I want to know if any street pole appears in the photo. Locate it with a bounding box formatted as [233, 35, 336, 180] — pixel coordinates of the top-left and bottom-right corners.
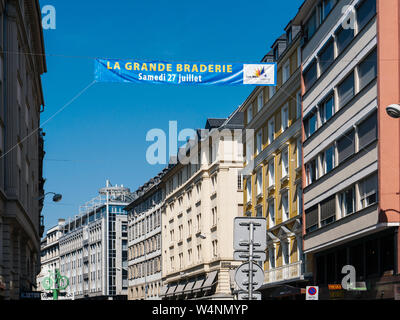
[248, 222, 254, 300]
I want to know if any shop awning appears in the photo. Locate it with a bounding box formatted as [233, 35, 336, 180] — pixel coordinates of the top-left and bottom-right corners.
[165, 284, 177, 297]
[202, 271, 218, 291]
[159, 285, 168, 297]
[269, 285, 303, 298]
[183, 279, 196, 294]
[192, 278, 205, 293]
[174, 283, 186, 296]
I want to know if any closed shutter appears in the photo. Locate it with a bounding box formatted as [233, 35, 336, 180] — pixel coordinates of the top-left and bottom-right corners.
[337, 129, 355, 163]
[305, 205, 318, 229]
[320, 196, 336, 221]
[358, 112, 377, 149]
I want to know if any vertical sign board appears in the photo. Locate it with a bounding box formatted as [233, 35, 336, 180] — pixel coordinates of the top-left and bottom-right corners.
[306, 286, 319, 300]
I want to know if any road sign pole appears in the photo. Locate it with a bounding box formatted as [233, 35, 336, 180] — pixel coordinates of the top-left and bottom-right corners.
[249, 222, 254, 300]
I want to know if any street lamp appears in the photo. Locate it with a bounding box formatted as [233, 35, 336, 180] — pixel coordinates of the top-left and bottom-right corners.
[38, 192, 63, 202]
[386, 104, 400, 118]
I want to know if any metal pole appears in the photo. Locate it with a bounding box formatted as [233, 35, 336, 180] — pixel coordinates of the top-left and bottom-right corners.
[248, 222, 254, 300]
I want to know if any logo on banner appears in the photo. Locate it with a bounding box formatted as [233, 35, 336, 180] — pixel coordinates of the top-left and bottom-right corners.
[243, 64, 275, 85]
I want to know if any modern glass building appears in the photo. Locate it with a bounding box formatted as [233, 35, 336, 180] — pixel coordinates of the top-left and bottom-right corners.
[57, 181, 134, 300]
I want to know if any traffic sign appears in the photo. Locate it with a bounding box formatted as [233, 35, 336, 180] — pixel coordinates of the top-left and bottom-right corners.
[306, 286, 319, 300]
[238, 290, 262, 300]
[234, 262, 264, 291]
[233, 251, 266, 262]
[233, 217, 267, 251]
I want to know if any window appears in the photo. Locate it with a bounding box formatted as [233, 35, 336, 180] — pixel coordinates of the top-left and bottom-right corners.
[297, 47, 301, 68]
[357, 0, 376, 31]
[320, 94, 334, 124]
[305, 205, 318, 233]
[281, 104, 289, 131]
[268, 118, 275, 144]
[360, 173, 378, 209]
[281, 191, 289, 222]
[304, 109, 317, 138]
[306, 158, 318, 185]
[320, 196, 336, 226]
[246, 178, 252, 203]
[269, 246, 276, 269]
[297, 186, 303, 215]
[269, 85, 275, 99]
[339, 186, 355, 216]
[323, 145, 335, 175]
[281, 151, 289, 179]
[212, 207, 217, 226]
[358, 111, 377, 149]
[322, 0, 336, 20]
[237, 173, 243, 190]
[358, 48, 377, 91]
[256, 130, 262, 155]
[268, 159, 275, 186]
[296, 138, 302, 168]
[268, 200, 275, 227]
[318, 38, 334, 74]
[304, 10, 317, 41]
[338, 72, 355, 108]
[247, 105, 253, 123]
[256, 169, 262, 196]
[282, 242, 289, 265]
[256, 206, 263, 217]
[257, 91, 264, 111]
[337, 129, 355, 163]
[296, 91, 302, 119]
[283, 61, 290, 83]
[303, 59, 318, 91]
[336, 25, 354, 56]
[212, 240, 218, 257]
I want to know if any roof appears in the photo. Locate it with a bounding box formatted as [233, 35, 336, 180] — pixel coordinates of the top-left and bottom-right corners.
[205, 118, 227, 130]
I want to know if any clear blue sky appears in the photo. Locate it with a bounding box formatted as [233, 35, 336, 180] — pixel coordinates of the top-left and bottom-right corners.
[39, 0, 303, 232]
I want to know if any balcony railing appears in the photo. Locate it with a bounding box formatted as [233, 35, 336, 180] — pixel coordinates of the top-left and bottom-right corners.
[264, 261, 303, 284]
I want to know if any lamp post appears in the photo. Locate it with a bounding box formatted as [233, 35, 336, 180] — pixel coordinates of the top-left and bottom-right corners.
[38, 192, 63, 203]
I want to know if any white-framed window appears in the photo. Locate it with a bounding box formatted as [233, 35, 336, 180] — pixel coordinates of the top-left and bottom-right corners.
[282, 149, 289, 178]
[256, 130, 262, 155]
[359, 173, 378, 209]
[322, 145, 335, 175]
[256, 169, 262, 196]
[296, 91, 302, 119]
[281, 104, 289, 131]
[339, 186, 355, 217]
[269, 85, 276, 99]
[268, 118, 275, 144]
[305, 158, 318, 186]
[257, 91, 264, 111]
[296, 138, 302, 168]
[246, 178, 252, 203]
[283, 60, 290, 83]
[297, 185, 303, 214]
[282, 191, 289, 222]
[282, 241, 289, 266]
[212, 207, 217, 226]
[247, 104, 253, 123]
[268, 159, 275, 186]
[268, 200, 275, 228]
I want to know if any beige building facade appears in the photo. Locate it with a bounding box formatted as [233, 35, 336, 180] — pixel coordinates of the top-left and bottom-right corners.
[160, 111, 244, 300]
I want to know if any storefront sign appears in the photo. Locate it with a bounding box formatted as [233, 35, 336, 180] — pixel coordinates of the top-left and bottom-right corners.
[95, 59, 276, 86]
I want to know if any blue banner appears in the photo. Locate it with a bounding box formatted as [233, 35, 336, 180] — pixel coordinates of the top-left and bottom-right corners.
[95, 59, 276, 86]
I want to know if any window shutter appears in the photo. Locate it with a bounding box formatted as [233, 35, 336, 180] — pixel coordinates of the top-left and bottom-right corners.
[320, 196, 336, 221]
[358, 112, 377, 149]
[305, 205, 318, 229]
[337, 129, 355, 163]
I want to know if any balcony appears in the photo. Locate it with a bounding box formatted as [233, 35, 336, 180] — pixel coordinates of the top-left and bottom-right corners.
[264, 261, 303, 284]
